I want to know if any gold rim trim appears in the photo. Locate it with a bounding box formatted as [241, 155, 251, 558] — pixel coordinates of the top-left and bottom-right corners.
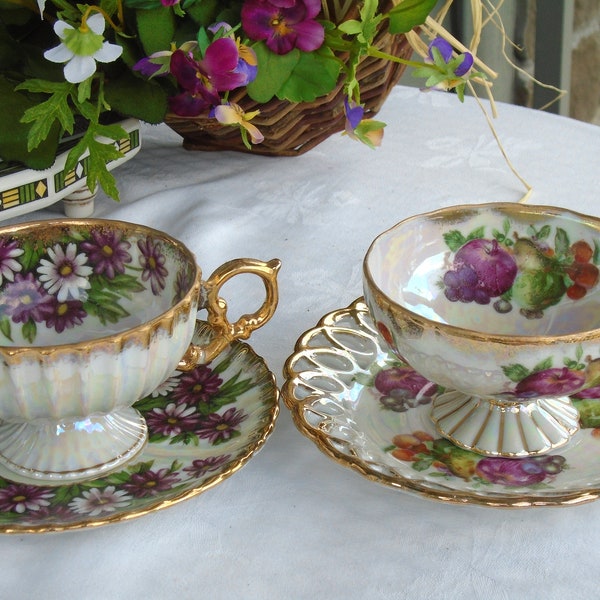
[363, 202, 600, 346]
[281, 298, 600, 508]
[0, 218, 202, 365]
[0, 328, 280, 534]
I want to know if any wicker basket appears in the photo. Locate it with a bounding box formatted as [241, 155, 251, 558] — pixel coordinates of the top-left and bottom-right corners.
[164, 1, 413, 156]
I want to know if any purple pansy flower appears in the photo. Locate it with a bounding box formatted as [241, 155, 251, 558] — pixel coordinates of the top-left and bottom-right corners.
[171, 364, 223, 405]
[0, 484, 54, 514]
[145, 402, 201, 437]
[195, 407, 247, 444]
[1, 272, 54, 323]
[81, 229, 132, 279]
[428, 37, 473, 76]
[122, 468, 181, 498]
[241, 0, 325, 55]
[137, 236, 168, 295]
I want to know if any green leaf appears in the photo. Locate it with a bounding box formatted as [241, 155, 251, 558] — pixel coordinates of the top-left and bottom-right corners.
[22, 320, 36, 344]
[246, 43, 300, 103]
[467, 226, 485, 241]
[0, 318, 11, 342]
[554, 227, 570, 257]
[501, 363, 530, 383]
[17, 80, 76, 150]
[135, 7, 176, 55]
[0, 76, 61, 168]
[532, 357, 553, 373]
[18, 239, 45, 272]
[443, 230, 467, 252]
[388, 0, 438, 34]
[276, 48, 340, 103]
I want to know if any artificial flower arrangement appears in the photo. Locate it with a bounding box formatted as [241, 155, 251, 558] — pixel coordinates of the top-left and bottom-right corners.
[0, 0, 495, 200]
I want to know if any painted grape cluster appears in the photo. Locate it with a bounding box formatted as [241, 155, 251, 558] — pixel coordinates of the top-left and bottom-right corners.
[441, 220, 600, 318]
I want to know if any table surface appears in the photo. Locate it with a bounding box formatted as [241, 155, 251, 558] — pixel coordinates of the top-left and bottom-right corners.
[1, 86, 599, 600]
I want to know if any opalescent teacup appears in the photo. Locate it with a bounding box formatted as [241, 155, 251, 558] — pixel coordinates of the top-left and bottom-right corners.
[0, 219, 280, 483]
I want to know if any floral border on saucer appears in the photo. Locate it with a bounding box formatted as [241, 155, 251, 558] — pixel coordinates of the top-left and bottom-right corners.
[282, 298, 600, 508]
[0, 321, 278, 533]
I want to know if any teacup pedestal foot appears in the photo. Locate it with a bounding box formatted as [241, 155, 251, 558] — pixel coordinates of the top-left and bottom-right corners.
[0, 408, 147, 484]
[431, 391, 580, 457]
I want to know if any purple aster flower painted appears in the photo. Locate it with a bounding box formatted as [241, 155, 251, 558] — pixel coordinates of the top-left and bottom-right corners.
[183, 454, 232, 478]
[81, 229, 132, 279]
[0, 484, 54, 514]
[145, 402, 201, 437]
[195, 407, 248, 445]
[1, 272, 54, 324]
[171, 365, 224, 405]
[0, 238, 24, 286]
[137, 236, 168, 295]
[122, 468, 181, 498]
[241, 0, 325, 55]
[44, 298, 87, 333]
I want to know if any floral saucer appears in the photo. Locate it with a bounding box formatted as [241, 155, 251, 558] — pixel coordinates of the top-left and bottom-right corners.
[282, 298, 600, 508]
[0, 321, 278, 533]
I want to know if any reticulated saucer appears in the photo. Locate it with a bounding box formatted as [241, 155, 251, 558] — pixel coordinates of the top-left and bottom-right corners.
[0, 321, 278, 533]
[282, 298, 600, 508]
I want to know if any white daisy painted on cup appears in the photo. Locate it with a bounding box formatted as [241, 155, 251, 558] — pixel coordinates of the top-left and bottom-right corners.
[44, 12, 123, 84]
[37, 243, 93, 301]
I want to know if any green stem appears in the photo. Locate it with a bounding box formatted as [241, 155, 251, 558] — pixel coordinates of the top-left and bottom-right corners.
[366, 46, 425, 70]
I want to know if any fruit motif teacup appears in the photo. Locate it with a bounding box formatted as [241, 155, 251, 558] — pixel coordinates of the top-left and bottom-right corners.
[364, 203, 600, 457]
[0, 219, 280, 483]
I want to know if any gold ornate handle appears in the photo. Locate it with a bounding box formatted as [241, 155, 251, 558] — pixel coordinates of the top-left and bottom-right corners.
[178, 258, 281, 370]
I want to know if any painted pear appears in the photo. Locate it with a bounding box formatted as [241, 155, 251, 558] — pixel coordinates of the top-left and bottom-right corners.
[511, 238, 566, 313]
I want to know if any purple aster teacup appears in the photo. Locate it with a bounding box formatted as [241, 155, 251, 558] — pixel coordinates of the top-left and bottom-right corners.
[0, 219, 280, 483]
[364, 203, 600, 458]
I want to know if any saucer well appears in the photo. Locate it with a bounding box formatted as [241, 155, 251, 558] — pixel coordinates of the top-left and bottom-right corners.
[0, 321, 278, 533]
[282, 298, 600, 507]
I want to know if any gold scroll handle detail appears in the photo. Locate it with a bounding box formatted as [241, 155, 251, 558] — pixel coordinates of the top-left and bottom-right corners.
[178, 258, 281, 370]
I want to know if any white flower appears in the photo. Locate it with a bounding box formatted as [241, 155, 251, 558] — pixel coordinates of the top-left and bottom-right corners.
[44, 13, 123, 84]
[37, 242, 93, 302]
[68, 486, 132, 517]
[151, 372, 181, 397]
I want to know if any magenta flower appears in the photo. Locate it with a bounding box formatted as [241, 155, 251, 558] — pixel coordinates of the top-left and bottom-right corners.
[196, 407, 247, 444]
[145, 403, 201, 437]
[183, 454, 231, 478]
[137, 236, 168, 295]
[81, 229, 132, 279]
[168, 37, 257, 117]
[241, 0, 325, 55]
[172, 364, 223, 405]
[44, 298, 87, 333]
[1, 272, 54, 324]
[168, 50, 221, 117]
[0, 484, 54, 514]
[202, 37, 257, 91]
[122, 468, 181, 498]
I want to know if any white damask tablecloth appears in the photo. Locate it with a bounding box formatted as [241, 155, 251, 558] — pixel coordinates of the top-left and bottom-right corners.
[1, 86, 599, 599]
